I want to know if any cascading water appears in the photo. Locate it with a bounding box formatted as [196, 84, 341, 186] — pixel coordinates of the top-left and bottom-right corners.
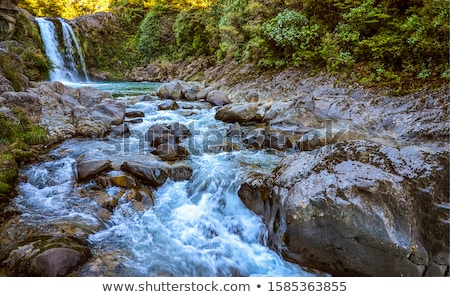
[36, 17, 89, 82]
[11, 82, 322, 277]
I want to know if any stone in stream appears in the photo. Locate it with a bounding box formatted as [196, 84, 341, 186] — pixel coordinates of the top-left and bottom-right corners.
[158, 99, 179, 111]
[168, 122, 191, 139]
[75, 159, 112, 182]
[125, 110, 145, 118]
[145, 123, 171, 144]
[120, 161, 168, 187]
[151, 143, 190, 161]
[30, 247, 91, 277]
[108, 123, 130, 138]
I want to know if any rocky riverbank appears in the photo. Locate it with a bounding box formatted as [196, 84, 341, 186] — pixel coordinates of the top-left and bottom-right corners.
[1, 60, 449, 276]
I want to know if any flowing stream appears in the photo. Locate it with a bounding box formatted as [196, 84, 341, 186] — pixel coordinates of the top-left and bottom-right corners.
[14, 81, 318, 277]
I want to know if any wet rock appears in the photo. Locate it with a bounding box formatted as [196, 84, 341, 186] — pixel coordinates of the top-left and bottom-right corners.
[151, 133, 177, 148]
[226, 122, 243, 138]
[167, 162, 193, 181]
[30, 247, 90, 277]
[0, 216, 96, 277]
[108, 123, 130, 138]
[125, 110, 145, 118]
[207, 90, 229, 106]
[76, 159, 112, 182]
[120, 161, 168, 187]
[93, 192, 118, 212]
[110, 173, 139, 189]
[168, 122, 191, 139]
[238, 140, 449, 276]
[215, 103, 258, 123]
[157, 80, 187, 100]
[145, 123, 171, 144]
[158, 99, 179, 111]
[151, 143, 189, 161]
[137, 187, 155, 207]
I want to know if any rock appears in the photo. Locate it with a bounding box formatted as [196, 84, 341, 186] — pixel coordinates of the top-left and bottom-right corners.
[145, 123, 171, 144]
[110, 173, 139, 189]
[151, 143, 189, 161]
[182, 88, 198, 101]
[215, 103, 258, 123]
[0, 106, 18, 122]
[226, 122, 243, 138]
[158, 99, 179, 111]
[238, 140, 449, 276]
[0, 74, 13, 93]
[207, 90, 229, 106]
[157, 80, 186, 100]
[168, 122, 191, 139]
[167, 162, 193, 181]
[92, 192, 118, 212]
[30, 247, 90, 277]
[242, 128, 266, 150]
[156, 80, 204, 100]
[264, 132, 293, 151]
[137, 187, 155, 207]
[196, 86, 215, 100]
[120, 161, 168, 187]
[126, 118, 143, 124]
[125, 110, 145, 118]
[108, 123, 130, 138]
[151, 133, 177, 148]
[0, 0, 19, 38]
[92, 101, 125, 126]
[2, 91, 42, 122]
[76, 159, 112, 182]
[77, 86, 113, 107]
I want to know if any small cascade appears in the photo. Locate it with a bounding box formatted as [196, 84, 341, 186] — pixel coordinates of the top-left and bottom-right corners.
[36, 17, 89, 82]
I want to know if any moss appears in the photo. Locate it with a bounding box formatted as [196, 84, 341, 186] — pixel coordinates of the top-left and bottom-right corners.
[0, 154, 19, 194]
[0, 181, 13, 195]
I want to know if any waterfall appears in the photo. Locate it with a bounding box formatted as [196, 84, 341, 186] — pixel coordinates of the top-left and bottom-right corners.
[36, 17, 89, 82]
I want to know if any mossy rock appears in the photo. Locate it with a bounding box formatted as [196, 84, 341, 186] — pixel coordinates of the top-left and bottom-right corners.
[0, 154, 18, 194]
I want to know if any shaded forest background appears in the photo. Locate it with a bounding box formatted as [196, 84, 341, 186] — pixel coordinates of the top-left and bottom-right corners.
[18, 0, 450, 91]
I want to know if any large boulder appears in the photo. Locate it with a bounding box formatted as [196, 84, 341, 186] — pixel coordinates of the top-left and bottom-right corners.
[30, 247, 90, 277]
[156, 80, 204, 100]
[215, 103, 259, 123]
[238, 140, 449, 276]
[76, 159, 112, 182]
[120, 161, 169, 187]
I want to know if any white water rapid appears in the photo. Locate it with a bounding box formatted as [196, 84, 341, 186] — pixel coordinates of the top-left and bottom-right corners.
[13, 82, 321, 277]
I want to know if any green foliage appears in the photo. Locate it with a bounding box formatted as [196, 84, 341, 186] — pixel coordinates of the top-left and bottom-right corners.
[172, 7, 210, 59]
[0, 107, 48, 147]
[138, 3, 177, 61]
[20, 0, 450, 89]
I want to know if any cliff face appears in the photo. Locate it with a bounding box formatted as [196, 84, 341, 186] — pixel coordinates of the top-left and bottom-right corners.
[0, 0, 19, 39]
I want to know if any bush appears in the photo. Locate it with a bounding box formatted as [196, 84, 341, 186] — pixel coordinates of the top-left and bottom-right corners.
[138, 3, 177, 61]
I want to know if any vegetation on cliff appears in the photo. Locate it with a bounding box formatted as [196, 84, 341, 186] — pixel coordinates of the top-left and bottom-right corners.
[18, 0, 449, 91]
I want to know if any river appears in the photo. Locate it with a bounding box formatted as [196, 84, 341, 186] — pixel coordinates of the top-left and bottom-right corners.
[13, 81, 319, 277]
